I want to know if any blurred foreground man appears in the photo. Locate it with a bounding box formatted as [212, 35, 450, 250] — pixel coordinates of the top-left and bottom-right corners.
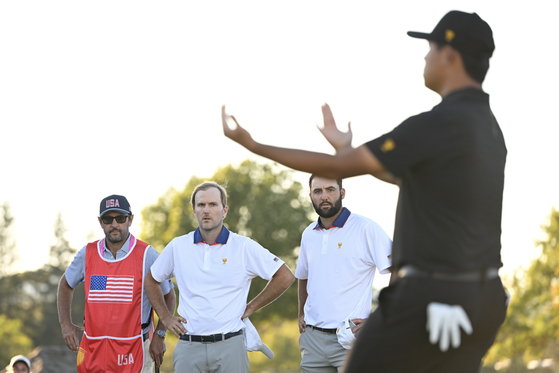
[57, 194, 175, 373]
[145, 181, 295, 373]
[222, 10, 508, 373]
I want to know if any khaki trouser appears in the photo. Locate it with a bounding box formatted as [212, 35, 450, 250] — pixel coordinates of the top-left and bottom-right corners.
[299, 326, 348, 373]
[173, 334, 249, 373]
[142, 338, 155, 373]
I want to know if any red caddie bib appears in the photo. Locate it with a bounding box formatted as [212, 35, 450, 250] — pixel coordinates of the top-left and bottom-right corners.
[77, 235, 148, 373]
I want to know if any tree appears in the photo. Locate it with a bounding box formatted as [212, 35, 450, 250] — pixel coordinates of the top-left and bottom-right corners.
[34, 213, 82, 346]
[0, 202, 17, 318]
[140, 160, 313, 322]
[49, 212, 77, 271]
[0, 315, 34, 368]
[0, 213, 83, 348]
[0, 201, 17, 278]
[485, 208, 559, 370]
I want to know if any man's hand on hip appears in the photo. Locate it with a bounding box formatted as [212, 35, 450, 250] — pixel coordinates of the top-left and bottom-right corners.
[298, 313, 307, 333]
[426, 302, 473, 352]
[161, 315, 187, 338]
[350, 318, 367, 336]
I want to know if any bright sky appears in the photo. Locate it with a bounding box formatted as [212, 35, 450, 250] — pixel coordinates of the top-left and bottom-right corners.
[1, 1, 558, 289]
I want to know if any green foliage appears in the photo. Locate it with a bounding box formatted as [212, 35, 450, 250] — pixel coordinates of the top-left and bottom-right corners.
[0, 201, 17, 278]
[140, 160, 313, 322]
[0, 314, 34, 368]
[248, 319, 301, 373]
[485, 208, 559, 367]
[49, 212, 77, 271]
[158, 332, 179, 373]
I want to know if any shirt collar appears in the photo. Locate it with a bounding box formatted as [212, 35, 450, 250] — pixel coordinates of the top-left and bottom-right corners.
[313, 208, 351, 230]
[194, 225, 230, 245]
[439, 87, 488, 106]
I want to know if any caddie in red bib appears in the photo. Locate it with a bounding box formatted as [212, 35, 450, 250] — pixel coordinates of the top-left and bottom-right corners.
[58, 194, 176, 373]
[78, 235, 147, 373]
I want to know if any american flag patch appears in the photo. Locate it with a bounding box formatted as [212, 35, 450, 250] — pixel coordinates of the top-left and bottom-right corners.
[88, 275, 134, 303]
[273, 257, 279, 262]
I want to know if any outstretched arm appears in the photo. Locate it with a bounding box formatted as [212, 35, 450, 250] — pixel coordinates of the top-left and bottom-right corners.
[222, 105, 397, 184]
[242, 264, 295, 319]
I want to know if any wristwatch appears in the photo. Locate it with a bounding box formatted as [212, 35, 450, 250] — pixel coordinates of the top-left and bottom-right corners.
[155, 330, 166, 339]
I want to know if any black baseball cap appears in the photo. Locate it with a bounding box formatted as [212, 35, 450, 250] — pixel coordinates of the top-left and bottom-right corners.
[99, 194, 132, 217]
[407, 11, 494, 58]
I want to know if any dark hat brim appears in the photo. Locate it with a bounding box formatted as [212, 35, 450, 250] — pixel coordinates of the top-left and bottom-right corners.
[407, 31, 434, 40]
[99, 208, 132, 217]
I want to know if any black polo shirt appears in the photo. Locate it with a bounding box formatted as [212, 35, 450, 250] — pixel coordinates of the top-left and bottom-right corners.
[366, 88, 506, 273]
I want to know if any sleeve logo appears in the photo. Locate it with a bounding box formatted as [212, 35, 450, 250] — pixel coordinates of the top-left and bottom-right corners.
[381, 138, 396, 153]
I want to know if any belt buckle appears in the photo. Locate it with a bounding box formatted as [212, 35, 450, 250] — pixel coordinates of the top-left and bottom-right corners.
[201, 334, 219, 343]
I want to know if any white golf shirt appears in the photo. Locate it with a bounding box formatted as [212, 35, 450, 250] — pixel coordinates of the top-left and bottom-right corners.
[295, 208, 392, 328]
[150, 226, 284, 335]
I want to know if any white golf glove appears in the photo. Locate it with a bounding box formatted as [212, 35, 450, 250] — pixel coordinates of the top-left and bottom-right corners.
[426, 302, 473, 352]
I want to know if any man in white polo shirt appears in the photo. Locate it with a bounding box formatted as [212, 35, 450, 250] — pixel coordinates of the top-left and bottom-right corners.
[297, 175, 393, 372]
[145, 181, 295, 373]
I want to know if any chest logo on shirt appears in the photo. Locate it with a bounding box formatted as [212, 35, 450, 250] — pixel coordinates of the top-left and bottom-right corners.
[222, 258, 227, 264]
[338, 243, 343, 249]
[381, 138, 396, 153]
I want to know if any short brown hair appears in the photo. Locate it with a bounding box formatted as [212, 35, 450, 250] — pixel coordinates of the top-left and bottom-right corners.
[191, 181, 228, 208]
[309, 174, 343, 190]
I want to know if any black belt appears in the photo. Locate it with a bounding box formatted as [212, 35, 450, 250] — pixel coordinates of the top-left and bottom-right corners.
[179, 330, 243, 343]
[307, 325, 337, 334]
[143, 332, 149, 341]
[398, 265, 499, 282]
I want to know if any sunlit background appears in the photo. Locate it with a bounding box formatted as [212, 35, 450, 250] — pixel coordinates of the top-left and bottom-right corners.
[0, 1, 558, 371]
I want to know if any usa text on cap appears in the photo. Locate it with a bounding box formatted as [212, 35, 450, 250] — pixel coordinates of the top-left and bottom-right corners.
[99, 194, 132, 217]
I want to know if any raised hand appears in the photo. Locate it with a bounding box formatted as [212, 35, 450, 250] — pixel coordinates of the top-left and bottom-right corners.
[317, 103, 353, 152]
[222, 105, 254, 149]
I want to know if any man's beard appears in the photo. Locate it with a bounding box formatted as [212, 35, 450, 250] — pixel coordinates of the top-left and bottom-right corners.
[107, 229, 126, 243]
[312, 196, 342, 219]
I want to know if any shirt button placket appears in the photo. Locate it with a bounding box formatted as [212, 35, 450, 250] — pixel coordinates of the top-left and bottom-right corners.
[203, 246, 210, 270]
[321, 231, 329, 255]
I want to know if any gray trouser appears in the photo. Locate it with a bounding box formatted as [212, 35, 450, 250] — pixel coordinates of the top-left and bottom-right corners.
[173, 334, 249, 373]
[299, 326, 348, 373]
